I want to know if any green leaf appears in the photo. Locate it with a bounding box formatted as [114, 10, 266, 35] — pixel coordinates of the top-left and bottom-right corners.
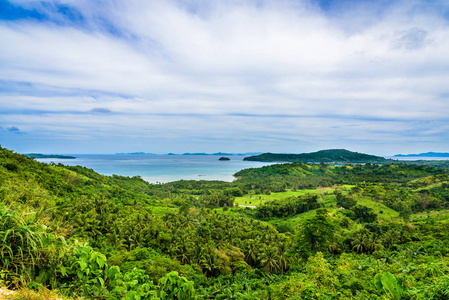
[36, 269, 51, 284]
[108, 266, 120, 280]
[374, 273, 383, 292]
[96, 255, 105, 268]
[99, 277, 105, 287]
[374, 272, 404, 300]
[79, 260, 87, 271]
[60, 266, 67, 276]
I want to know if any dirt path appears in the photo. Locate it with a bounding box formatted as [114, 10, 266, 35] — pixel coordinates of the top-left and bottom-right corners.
[0, 287, 14, 300]
[316, 186, 333, 191]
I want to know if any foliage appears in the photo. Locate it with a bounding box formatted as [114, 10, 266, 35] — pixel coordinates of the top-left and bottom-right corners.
[335, 191, 357, 209]
[374, 272, 403, 299]
[255, 193, 321, 219]
[159, 271, 195, 299]
[0, 202, 65, 286]
[295, 209, 336, 258]
[2, 145, 449, 299]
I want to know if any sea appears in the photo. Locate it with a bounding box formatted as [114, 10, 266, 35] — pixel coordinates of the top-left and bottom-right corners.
[35, 154, 449, 184]
[35, 154, 277, 183]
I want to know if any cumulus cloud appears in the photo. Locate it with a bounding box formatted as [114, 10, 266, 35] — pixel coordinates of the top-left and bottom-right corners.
[1, 0, 449, 154]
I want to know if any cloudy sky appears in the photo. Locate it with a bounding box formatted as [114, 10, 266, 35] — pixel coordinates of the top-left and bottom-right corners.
[1, 0, 449, 155]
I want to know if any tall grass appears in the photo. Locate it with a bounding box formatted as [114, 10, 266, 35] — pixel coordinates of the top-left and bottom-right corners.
[0, 202, 46, 285]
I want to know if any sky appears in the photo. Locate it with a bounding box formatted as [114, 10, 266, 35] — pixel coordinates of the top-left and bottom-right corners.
[1, 0, 449, 155]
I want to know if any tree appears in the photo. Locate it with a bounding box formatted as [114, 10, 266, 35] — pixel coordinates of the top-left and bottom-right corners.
[351, 228, 379, 253]
[352, 205, 377, 223]
[295, 209, 335, 258]
[335, 191, 357, 209]
[259, 245, 280, 274]
[159, 271, 196, 299]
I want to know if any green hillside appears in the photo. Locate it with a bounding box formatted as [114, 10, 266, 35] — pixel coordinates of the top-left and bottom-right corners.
[2, 146, 449, 299]
[243, 149, 391, 163]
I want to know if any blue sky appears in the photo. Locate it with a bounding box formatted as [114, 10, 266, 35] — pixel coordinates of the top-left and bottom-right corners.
[1, 0, 449, 155]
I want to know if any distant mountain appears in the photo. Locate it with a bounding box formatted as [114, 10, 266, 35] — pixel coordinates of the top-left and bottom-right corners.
[243, 149, 391, 163]
[26, 153, 76, 159]
[394, 152, 449, 158]
[182, 152, 263, 156]
[116, 152, 156, 155]
[113, 152, 264, 156]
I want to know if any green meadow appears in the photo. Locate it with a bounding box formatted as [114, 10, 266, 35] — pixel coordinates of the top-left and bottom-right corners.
[234, 185, 354, 207]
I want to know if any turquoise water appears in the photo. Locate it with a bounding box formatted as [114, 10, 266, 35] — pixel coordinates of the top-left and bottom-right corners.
[35, 154, 449, 183]
[36, 154, 276, 183]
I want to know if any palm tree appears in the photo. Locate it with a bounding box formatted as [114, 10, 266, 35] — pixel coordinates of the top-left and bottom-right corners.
[277, 242, 290, 275]
[259, 245, 280, 274]
[176, 234, 194, 264]
[201, 253, 217, 277]
[243, 239, 258, 266]
[351, 228, 378, 253]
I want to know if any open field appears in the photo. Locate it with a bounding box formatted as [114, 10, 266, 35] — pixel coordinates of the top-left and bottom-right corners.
[234, 185, 354, 207]
[263, 195, 400, 229]
[150, 206, 178, 216]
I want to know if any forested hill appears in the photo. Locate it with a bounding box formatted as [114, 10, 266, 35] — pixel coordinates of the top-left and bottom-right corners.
[243, 149, 391, 163]
[26, 153, 76, 159]
[3, 145, 449, 299]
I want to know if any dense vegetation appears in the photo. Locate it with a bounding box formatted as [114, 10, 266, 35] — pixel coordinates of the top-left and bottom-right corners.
[243, 149, 392, 163]
[2, 146, 449, 299]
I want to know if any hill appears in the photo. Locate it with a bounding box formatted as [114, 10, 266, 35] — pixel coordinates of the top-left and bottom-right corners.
[243, 149, 391, 163]
[2, 145, 449, 299]
[395, 152, 449, 158]
[26, 153, 76, 159]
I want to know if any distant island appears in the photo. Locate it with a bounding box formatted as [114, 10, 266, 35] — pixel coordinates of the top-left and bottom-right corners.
[394, 152, 449, 158]
[114, 152, 261, 156]
[182, 152, 209, 155]
[26, 153, 76, 159]
[218, 157, 230, 161]
[243, 149, 391, 163]
[182, 152, 262, 156]
[115, 152, 156, 155]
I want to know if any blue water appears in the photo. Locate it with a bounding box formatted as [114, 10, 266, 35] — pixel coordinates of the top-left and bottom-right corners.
[36, 154, 277, 183]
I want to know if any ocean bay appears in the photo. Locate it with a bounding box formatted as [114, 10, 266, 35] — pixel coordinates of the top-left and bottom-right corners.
[36, 154, 276, 183]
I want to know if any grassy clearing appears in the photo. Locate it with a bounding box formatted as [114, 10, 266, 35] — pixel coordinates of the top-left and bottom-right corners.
[232, 185, 400, 232]
[150, 206, 178, 216]
[234, 185, 355, 207]
[411, 209, 449, 222]
[234, 189, 320, 207]
[265, 194, 400, 230]
[355, 197, 399, 222]
[268, 208, 319, 230]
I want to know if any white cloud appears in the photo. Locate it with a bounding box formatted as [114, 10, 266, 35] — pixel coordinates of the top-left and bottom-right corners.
[1, 0, 449, 154]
